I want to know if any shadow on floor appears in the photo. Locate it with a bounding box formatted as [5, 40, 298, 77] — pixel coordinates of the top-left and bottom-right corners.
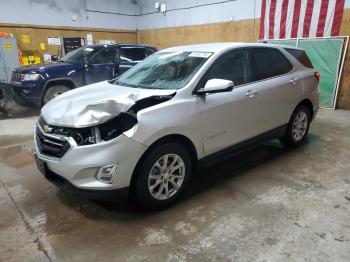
[0, 101, 39, 120]
[55, 138, 314, 220]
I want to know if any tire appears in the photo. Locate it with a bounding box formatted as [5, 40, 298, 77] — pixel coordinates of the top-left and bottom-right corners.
[280, 105, 311, 147]
[42, 85, 70, 105]
[135, 142, 192, 210]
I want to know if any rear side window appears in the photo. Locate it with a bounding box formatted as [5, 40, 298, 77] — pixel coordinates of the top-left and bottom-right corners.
[120, 48, 146, 62]
[251, 47, 293, 81]
[285, 48, 313, 68]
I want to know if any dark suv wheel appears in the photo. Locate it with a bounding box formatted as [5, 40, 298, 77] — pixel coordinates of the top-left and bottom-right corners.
[43, 85, 70, 105]
[280, 105, 311, 147]
[135, 142, 192, 210]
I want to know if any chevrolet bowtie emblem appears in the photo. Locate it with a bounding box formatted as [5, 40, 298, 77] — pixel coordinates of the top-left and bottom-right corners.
[43, 124, 53, 133]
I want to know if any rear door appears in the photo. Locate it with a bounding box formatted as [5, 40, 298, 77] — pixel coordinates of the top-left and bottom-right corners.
[119, 47, 147, 74]
[84, 46, 117, 84]
[249, 47, 303, 133]
[197, 48, 260, 155]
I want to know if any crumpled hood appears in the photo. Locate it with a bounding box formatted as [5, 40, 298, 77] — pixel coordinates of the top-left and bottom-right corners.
[41, 81, 176, 128]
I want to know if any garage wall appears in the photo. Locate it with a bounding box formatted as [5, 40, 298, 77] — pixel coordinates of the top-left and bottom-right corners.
[0, 25, 137, 58]
[138, 0, 350, 110]
[138, 0, 260, 48]
[0, 0, 137, 30]
[0, 0, 349, 109]
[0, 0, 138, 58]
[337, 8, 350, 109]
[138, 0, 260, 30]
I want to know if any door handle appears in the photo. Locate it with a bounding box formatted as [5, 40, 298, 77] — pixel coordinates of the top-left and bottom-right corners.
[289, 78, 297, 85]
[246, 90, 258, 97]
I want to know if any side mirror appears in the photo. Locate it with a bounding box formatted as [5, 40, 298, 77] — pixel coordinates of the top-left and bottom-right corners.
[196, 79, 234, 95]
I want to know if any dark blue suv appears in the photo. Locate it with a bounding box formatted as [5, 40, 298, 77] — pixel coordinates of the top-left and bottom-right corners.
[10, 44, 157, 107]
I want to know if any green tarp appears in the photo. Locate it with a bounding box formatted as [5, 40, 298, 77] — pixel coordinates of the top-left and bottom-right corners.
[265, 38, 345, 108]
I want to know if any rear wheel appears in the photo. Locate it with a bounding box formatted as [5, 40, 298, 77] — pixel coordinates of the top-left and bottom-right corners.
[280, 105, 311, 147]
[42, 85, 70, 105]
[135, 143, 192, 210]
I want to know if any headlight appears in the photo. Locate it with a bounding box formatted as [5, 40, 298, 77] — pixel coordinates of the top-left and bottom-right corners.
[22, 73, 42, 81]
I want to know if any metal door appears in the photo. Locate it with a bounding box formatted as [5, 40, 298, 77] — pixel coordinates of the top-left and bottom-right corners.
[0, 38, 20, 83]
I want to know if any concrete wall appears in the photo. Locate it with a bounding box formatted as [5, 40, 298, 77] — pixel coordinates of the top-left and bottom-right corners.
[138, 0, 260, 30]
[0, 0, 137, 30]
[138, 0, 350, 30]
[138, 0, 350, 109]
[0, 0, 349, 109]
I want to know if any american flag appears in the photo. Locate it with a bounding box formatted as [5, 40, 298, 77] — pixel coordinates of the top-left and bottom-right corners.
[259, 0, 345, 39]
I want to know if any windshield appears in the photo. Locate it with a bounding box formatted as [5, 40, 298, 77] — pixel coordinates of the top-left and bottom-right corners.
[116, 51, 212, 90]
[59, 47, 96, 63]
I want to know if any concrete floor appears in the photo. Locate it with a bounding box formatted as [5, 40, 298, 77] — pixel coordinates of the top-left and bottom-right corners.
[0, 109, 349, 261]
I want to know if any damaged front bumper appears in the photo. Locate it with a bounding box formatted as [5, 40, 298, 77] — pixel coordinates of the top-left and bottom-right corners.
[34, 125, 148, 191]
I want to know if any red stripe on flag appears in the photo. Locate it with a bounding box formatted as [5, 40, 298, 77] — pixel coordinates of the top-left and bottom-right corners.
[303, 0, 315, 38]
[316, 0, 330, 37]
[331, 0, 345, 36]
[279, 0, 289, 39]
[269, 0, 277, 39]
[259, 0, 267, 39]
[291, 0, 302, 38]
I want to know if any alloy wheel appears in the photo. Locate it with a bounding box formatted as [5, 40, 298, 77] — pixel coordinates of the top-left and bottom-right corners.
[292, 111, 308, 141]
[148, 154, 185, 200]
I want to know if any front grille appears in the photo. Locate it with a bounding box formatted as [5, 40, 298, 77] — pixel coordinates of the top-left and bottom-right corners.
[11, 72, 22, 83]
[36, 118, 71, 158]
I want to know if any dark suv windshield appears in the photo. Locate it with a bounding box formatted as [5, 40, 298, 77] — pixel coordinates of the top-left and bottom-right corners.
[59, 47, 96, 63]
[116, 51, 212, 90]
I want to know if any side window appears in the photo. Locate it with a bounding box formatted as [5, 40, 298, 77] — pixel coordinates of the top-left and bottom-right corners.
[120, 48, 146, 62]
[90, 47, 116, 64]
[204, 49, 253, 86]
[284, 48, 313, 68]
[251, 47, 293, 81]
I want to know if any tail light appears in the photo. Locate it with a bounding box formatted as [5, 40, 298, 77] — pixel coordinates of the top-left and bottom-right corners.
[314, 71, 320, 82]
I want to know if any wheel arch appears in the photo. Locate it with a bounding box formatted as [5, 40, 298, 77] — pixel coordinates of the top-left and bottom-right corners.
[129, 134, 199, 193]
[41, 78, 77, 105]
[295, 98, 314, 120]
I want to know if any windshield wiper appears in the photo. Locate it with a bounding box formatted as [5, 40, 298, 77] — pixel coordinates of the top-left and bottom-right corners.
[115, 81, 140, 88]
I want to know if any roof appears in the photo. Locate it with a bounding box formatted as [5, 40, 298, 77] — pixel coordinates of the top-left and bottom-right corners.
[161, 42, 303, 53]
[84, 44, 156, 49]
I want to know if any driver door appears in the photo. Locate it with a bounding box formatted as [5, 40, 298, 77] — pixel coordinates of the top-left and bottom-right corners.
[197, 48, 260, 156]
[84, 46, 118, 84]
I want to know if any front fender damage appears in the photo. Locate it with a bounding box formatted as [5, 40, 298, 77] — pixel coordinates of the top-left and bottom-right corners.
[99, 93, 176, 141]
[39, 92, 176, 145]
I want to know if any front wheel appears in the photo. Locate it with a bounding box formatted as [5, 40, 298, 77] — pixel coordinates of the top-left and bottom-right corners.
[280, 105, 311, 147]
[134, 143, 192, 210]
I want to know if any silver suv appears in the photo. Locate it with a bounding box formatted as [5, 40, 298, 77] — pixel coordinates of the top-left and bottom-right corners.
[34, 43, 319, 209]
